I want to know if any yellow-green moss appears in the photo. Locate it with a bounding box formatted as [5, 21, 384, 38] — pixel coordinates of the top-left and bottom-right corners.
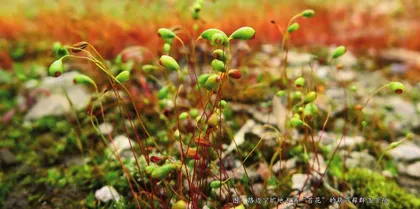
[346, 168, 420, 209]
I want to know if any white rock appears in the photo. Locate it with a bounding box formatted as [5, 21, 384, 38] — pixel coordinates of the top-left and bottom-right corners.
[309, 154, 326, 172]
[345, 151, 376, 169]
[315, 66, 329, 79]
[387, 96, 416, 123]
[291, 174, 308, 190]
[333, 47, 357, 67]
[273, 157, 297, 173]
[24, 79, 39, 89]
[95, 186, 120, 202]
[98, 122, 113, 135]
[111, 135, 136, 154]
[317, 132, 365, 148]
[287, 51, 313, 66]
[36, 71, 79, 92]
[261, 44, 276, 54]
[225, 120, 256, 155]
[338, 136, 365, 148]
[24, 94, 70, 120]
[382, 170, 393, 178]
[337, 70, 356, 82]
[389, 141, 420, 161]
[316, 131, 335, 146]
[268, 57, 281, 68]
[406, 162, 420, 178]
[272, 97, 287, 131]
[24, 72, 91, 120]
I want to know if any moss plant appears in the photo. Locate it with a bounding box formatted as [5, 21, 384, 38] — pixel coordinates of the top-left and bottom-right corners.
[42, 8, 412, 208]
[346, 168, 420, 209]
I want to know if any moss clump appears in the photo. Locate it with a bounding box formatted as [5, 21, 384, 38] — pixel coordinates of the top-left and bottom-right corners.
[346, 168, 420, 209]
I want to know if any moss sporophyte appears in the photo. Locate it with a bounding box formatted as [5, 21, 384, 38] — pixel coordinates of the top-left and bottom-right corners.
[43, 8, 412, 208]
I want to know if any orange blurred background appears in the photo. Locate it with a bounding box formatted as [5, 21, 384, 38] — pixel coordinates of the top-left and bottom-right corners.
[1, 0, 420, 69]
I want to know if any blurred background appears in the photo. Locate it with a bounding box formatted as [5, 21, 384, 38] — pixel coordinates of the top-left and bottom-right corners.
[1, 0, 420, 65]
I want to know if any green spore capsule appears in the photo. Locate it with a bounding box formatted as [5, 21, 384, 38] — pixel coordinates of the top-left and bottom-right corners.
[303, 103, 318, 119]
[257, 74, 264, 83]
[158, 28, 176, 39]
[192, 9, 199, 20]
[304, 91, 317, 103]
[193, 1, 203, 12]
[302, 9, 315, 18]
[292, 91, 302, 100]
[116, 71, 130, 83]
[213, 49, 227, 61]
[52, 42, 62, 54]
[179, 112, 189, 120]
[233, 205, 245, 209]
[388, 82, 405, 94]
[361, 120, 367, 127]
[211, 59, 225, 72]
[198, 73, 211, 86]
[388, 139, 405, 150]
[205, 74, 221, 91]
[49, 59, 64, 77]
[303, 105, 313, 119]
[158, 87, 169, 99]
[163, 37, 173, 45]
[208, 113, 218, 127]
[142, 64, 157, 73]
[52, 42, 69, 59]
[193, 23, 199, 31]
[174, 129, 180, 141]
[290, 117, 304, 127]
[200, 29, 228, 46]
[229, 26, 256, 40]
[151, 163, 180, 180]
[294, 77, 305, 88]
[332, 46, 346, 59]
[57, 47, 69, 59]
[211, 33, 226, 46]
[220, 100, 227, 109]
[189, 108, 199, 118]
[163, 43, 171, 53]
[159, 55, 180, 71]
[172, 200, 187, 209]
[287, 23, 300, 33]
[115, 54, 122, 65]
[145, 165, 157, 175]
[210, 181, 222, 189]
[73, 74, 95, 86]
[276, 90, 286, 97]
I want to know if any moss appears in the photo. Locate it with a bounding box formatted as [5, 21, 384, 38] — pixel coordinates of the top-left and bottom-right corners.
[346, 168, 420, 209]
[0, 172, 12, 208]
